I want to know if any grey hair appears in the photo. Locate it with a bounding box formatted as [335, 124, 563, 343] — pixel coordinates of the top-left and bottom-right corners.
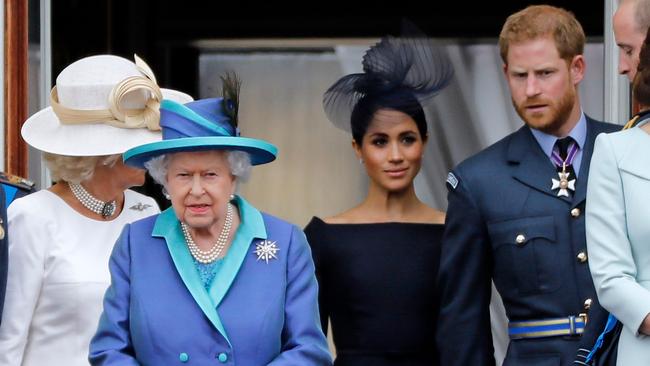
[43, 153, 120, 184]
[144, 150, 252, 188]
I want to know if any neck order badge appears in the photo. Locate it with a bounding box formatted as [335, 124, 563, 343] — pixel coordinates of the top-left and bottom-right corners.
[550, 138, 578, 197]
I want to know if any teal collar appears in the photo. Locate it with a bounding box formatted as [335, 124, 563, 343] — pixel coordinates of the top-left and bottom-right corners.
[152, 195, 267, 344]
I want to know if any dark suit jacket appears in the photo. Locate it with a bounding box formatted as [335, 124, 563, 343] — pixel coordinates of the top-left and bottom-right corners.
[436, 117, 619, 366]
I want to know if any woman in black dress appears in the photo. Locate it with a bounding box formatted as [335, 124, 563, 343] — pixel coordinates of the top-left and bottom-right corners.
[304, 33, 453, 366]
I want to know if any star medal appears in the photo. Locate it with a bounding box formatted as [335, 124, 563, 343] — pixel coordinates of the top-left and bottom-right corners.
[551, 163, 575, 197]
[254, 240, 279, 264]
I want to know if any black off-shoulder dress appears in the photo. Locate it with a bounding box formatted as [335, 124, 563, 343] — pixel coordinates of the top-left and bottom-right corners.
[304, 217, 444, 366]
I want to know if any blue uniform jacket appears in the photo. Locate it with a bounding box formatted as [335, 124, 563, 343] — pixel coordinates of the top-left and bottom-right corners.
[436, 117, 619, 366]
[0, 185, 7, 325]
[90, 196, 332, 366]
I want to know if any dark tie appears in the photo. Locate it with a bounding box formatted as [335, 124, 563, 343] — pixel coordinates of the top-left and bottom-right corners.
[555, 136, 577, 181]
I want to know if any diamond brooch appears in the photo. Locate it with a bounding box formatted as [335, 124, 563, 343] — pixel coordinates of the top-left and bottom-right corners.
[254, 240, 279, 264]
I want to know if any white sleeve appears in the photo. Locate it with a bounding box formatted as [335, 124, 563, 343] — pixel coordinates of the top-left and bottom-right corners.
[0, 198, 51, 365]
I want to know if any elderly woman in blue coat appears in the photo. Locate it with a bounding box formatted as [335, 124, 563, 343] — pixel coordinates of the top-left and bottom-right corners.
[89, 75, 332, 366]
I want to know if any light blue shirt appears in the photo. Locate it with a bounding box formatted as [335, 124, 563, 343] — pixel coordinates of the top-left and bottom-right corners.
[530, 112, 587, 177]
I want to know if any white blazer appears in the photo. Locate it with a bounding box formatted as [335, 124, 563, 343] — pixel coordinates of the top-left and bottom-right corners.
[586, 125, 650, 366]
[0, 190, 159, 366]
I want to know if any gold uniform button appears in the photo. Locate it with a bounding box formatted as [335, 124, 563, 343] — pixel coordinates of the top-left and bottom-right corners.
[577, 251, 588, 263]
[515, 234, 526, 244]
[571, 208, 581, 217]
[584, 298, 593, 310]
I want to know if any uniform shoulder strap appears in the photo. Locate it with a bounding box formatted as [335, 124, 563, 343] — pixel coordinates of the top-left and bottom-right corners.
[0, 172, 36, 207]
[0, 172, 35, 191]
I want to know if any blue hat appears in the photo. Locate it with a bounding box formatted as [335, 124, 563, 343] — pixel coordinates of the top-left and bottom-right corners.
[124, 98, 277, 168]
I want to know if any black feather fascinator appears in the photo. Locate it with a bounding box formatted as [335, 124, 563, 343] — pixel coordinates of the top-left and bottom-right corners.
[221, 71, 241, 132]
[323, 29, 454, 132]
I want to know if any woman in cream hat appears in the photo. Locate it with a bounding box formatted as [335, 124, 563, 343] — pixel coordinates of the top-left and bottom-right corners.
[0, 54, 191, 366]
[89, 73, 331, 365]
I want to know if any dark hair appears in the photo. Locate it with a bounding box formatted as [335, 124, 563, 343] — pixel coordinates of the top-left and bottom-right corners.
[351, 89, 427, 144]
[633, 27, 650, 107]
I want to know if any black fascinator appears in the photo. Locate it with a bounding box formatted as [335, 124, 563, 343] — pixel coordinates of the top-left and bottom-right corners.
[323, 25, 454, 133]
[221, 71, 241, 131]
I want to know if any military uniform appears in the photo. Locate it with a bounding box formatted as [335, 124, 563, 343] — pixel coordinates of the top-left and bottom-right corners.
[0, 184, 7, 325]
[0, 172, 35, 208]
[436, 116, 619, 366]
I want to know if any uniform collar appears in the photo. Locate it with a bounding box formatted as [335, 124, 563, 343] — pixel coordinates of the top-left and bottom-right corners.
[529, 111, 587, 158]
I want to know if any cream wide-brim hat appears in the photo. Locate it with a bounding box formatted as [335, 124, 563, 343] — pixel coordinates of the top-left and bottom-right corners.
[21, 55, 193, 156]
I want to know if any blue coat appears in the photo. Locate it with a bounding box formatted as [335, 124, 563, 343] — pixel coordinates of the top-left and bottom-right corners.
[436, 117, 619, 366]
[586, 124, 650, 365]
[90, 196, 332, 366]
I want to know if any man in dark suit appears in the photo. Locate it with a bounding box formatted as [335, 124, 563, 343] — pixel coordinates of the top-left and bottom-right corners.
[436, 5, 620, 365]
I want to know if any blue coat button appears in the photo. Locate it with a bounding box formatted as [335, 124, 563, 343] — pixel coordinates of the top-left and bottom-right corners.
[179, 352, 189, 362]
[218, 352, 228, 363]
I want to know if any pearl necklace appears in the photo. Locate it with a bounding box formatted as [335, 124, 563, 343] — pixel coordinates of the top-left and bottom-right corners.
[69, 183, 116, 218]
[181, 203, 233, 264]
